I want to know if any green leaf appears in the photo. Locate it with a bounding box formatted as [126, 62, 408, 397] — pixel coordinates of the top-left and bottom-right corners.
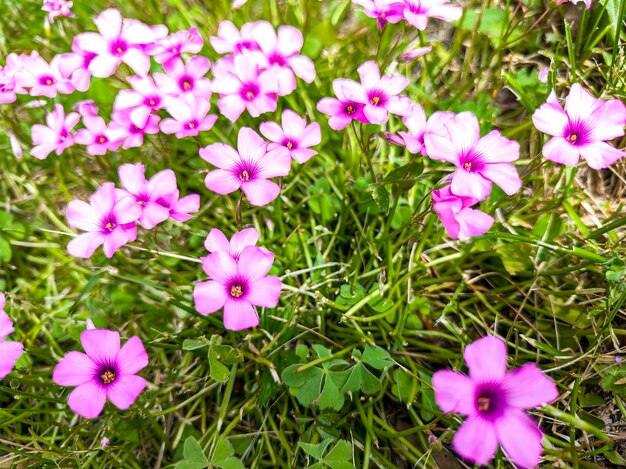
[0, 237, 12, 264]
[322, 441, 356, 469]
[361, 344, 394, 369]
[207, 336, 244, 382]
[341, 363, 381, 395]
[182, 339, 208, 350]
[211, 439, 244, 469]
[183, 436, 209, 466]
[298, 438, 334, 460]
[383, 160, 424, 192]
[316, 372, 345, 411]
[392, 369, 417, 404]
[369, 183, 390, 215]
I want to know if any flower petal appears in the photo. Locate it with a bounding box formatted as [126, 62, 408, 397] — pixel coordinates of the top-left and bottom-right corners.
[230, 228, 259, 256]
[193, 280, 227, 315]
[67, 381, 107, 419]
[452, 416, 499, 466]
[432, 370, 475, 415]
[116, 336, 148, 376]
[223, 300, 258, 331]
[495, 409, 544, 469]
[241, 179, 281, 206]
[247, 276, 282, 308]
[0, 341, 23, 380]
[204, 228, 232, 253]
[81, 329, 121, 366]
[237, 245, 274, 281]
[464, 336, 508, 382]
[53, 351, 96, 386]
[106, 375, 146, 410]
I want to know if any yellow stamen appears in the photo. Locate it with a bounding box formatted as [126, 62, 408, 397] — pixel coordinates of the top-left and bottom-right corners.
[230, 285, 243, 298]
[477, 397, 490, 411]
[101, 370, 116, 384]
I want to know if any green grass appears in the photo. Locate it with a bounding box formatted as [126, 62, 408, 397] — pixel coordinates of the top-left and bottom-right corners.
[1, 0, 626, 467]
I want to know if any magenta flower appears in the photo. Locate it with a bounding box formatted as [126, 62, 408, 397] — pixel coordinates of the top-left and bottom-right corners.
[0, 293, 23, 380]
[433, 336, 558, 468]
[352, 0, 405, 29]
[209, 21, 259, 55]
[56, 40, 97, 92]
[15, 54, 73, 98]
[200, 127, 291, 206]
[31, 104, 80, 160]
[52, 328, 148, 419]
[149, 27, 203, 72]
[66, 182, 141, 258]
[250, 21, 316, 95]
[113, 75, 167, 128]
[118, 163, 178, 229]
[160, 99, 218, 138]
[341, 61, 411, 124]
[204, 227, 269, 261]
[211, 55, 279, 122]
[397, 104, 454, 155]
[424, 112, 522, 201]
[75, 9, 154, 78]
[155, 191, 200, 223]
[317, 78, 369, 130]
[110, 109, 160, 150]
[193, 246, 282, 331]
[432, 186, 494, 240]
[0, 54, 26, 104]
[153, 56, 212, 99]
[532, 84, 626, 170]
[260, 109, 321, 163]
[74, 115, 126, 155]
[556, 0, 592, 8]
[399, 0, 463, 30]
[42, 0, 74, 23]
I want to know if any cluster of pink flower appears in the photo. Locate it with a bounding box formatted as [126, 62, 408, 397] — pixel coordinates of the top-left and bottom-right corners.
[352, 0, 462, 31]
[0, 293, 23, 381]
[66, 163, 199, 258]
[42, 0, 74, 23]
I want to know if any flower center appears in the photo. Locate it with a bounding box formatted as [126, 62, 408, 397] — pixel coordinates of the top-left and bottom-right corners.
[40, 75, 54, 86]
[287, 141, 293, 150]
[99, 369, 116, 385]
[97, 135, 107, 144]
[474, 384, 506, 419]
[346, 104, 356, 115]
[464, 162, 472, 170]
[111, 40, 128, 56]
[269, 53, 286, 66]
[241, 170, 250, 181]
[477, 396, 490, 411]
[104, 221, 116, 232]
[230, 284, 244, 298]
[371, 96, 380, 105]
[459, 152, 484, 172]
[182, 79, 192, 90]
[241, 83, 259, 102]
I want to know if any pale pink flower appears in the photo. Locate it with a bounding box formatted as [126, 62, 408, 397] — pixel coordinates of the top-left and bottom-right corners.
[110, 109, 160, 150]
[74, 8, 154, 78]
[148, 27, 203, 72]
[211, 55, 279, 122]
[193, 246, 282, 330]
[56, 40, 97, 92]
[317, 78, 369, 130]
[260, 109, 321, 163]
[399, 45, 432, 61]
[101, 437, 110, 448]
[433, 336, 558, 468]
[204, 227, 269, 261]
[397, 104, 454, 155]
[200, 127, 291, 206]
[209, 21, 259, 55]
[556, 0, 592, 8]
[8, 132, 23, 159]
[233, 0, 248, 8]
[74, 115, 126, 155]
[0, 53, 26, 104]
[532, 84, 626, 169]
[31, 104, 80, 160]
[73, 100, 99, 117]
[15, 54, 73, 98]
[52, 328, 148, 419]
[118, 163, 178, 229]
[0, 293, 24, 380]
[42, 0, 74, 23]
[399, 0, 463, 30]
[67, 182, 141, 258]
[432, 186, 494, 240]
[353, 0, 405, 29]
[160, 99, 217, 138]
[537, 67, 549, 84]
[424, 112, 522, 201]
[250, 21, 316, 95]
[113, 75, 167, 128]
[153, 56, 212, 99]
[341, 61, 411, 124]
[155, 191, 200, 223]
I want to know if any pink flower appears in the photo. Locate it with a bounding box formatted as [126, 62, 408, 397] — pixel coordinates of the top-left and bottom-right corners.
[8, 132, 23, 159]
[160, 99, 217, 138]
[15, 54, 73, 98]
[260, 109, 321, 163]
[155, 191, 200, 222]
[532, 84, 626, 170]
[204, 227, 269, 260]
[73, 100, 99, 117]
[101, 437, 110, 448]
[209, 21, 259, 55]
[432, 336, 558, 468]
[113, 75, 167, 128]
[537, 67, 549, 84]
[317, 78, 369, 130]
[118, 163, 178, 229]
[0, 54, 26, 104]
[75, 8, 154, 78]
[42, 0, 74, 23]
[200, 127, 291, 206]
[52, 328, 148, 419]
[148, 27, 203, 72]
[250, 21, 316, 95]
[153, 56, 212, 99]
[193, 246, 282, 331]
[424, 112, 522, 201]
[0, 293, 23, 380]
[556, 0, 592, 8]
[211, 55, 279, 122]
[110, 109, 160, 150]
[341, 61, 411, 124]
[66, 182, 141, 258]
[352, 0, 405, 29]
[432, 186, 494, 240]
[74, 115, 125, 155]
[31, 104, 80, 160]
[399, 46, 432, 62]
[399, 0, 463, 30]
[56, 40, 97, 92]
[396, 104, 454, 155]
